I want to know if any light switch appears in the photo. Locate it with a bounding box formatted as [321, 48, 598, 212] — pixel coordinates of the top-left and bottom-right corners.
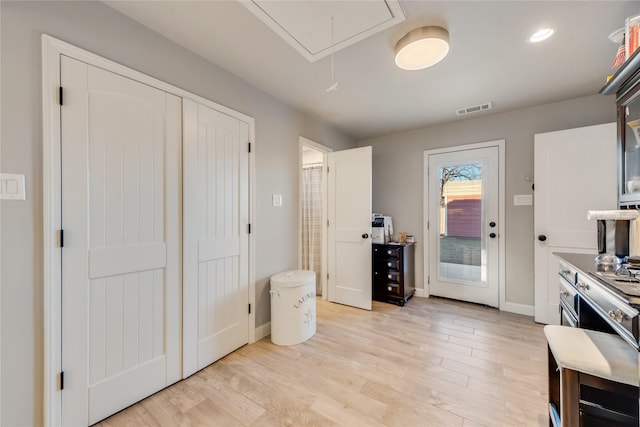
[0, 173, 26, 200]
[272, 194, 283, 207]
[514, 194, 532, 206]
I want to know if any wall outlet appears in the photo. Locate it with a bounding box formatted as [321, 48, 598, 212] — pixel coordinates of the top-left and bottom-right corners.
[0, 173, 26, 200]
[272, 194, 283, 207]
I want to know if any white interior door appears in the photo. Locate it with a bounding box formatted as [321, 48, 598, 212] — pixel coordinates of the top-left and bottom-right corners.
[61, 56, 181, 425]
[327, 146, 372, 310]
[534, 123, 616, 324]
[427, 144, 501, 307]
[182, 99, 249, 378]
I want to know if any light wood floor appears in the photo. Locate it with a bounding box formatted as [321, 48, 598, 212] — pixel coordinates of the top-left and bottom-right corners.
[96, 297, 549, 426]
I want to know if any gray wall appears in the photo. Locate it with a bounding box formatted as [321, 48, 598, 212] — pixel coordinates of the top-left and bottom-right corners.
[0, 1, 355, 425]
[360, 94, 616, 307]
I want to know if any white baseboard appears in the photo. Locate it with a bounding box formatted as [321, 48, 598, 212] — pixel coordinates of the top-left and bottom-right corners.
[500, 302, 534, 316]
[254, 321, 271, 341]
[414, 288, 428, 298]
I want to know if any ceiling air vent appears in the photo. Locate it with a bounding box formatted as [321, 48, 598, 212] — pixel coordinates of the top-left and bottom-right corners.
[456, 102, 493, 116]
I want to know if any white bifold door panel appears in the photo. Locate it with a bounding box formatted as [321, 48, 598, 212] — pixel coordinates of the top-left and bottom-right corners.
[327, 146, 372, 310]
[182, 99, 250, 377]
[60, 56, 181, 425]
[534, 123, 617, 324]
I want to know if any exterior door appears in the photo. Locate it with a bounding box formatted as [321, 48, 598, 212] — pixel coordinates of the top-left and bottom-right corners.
[61, 56, 181, 425]
[534, 123, 616, 324]
[327, 146, 372, 310]
[182, 99, 250, 377]
[427, 144, 501, 307]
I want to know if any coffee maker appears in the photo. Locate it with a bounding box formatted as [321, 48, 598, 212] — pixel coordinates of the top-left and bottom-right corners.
[587, 210, 639, 265]
[371, 214, 393, 243]
[597, 219, 629, 260]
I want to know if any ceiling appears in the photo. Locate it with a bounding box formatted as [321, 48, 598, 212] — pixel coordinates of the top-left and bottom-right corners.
[103, 1, 638, 140]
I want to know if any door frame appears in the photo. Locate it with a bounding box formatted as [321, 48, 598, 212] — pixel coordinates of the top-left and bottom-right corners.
[298, 137, 331, 299]
[422, 140, 506, 309]
[42, 35, 256, 426]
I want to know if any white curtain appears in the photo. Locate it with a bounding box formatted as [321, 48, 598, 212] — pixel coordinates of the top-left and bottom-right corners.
[302, 165, 323, 294]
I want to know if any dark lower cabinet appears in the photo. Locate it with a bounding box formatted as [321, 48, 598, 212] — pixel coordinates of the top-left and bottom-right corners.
[373, 243, 415, 306]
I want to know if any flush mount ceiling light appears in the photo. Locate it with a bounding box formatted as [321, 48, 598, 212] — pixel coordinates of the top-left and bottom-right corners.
[528, 28, 554, 43]
[394, 26, 450, 71]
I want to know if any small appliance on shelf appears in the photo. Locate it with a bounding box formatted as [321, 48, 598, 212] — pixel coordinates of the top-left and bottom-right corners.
[371, 214, 393, 244]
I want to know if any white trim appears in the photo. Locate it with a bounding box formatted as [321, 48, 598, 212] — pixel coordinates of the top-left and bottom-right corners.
[248, 112, 257, 345]
[239, 1, 405, 63]
[42, 34, 256, 426]
[298, 137, 332, 300]
[42, 35, 63, 427]
[422, 153, 431, 299]
[254, 321, 272, 342]
[423, 140, 506, 310]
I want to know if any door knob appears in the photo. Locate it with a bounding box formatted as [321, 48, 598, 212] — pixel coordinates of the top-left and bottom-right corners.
[538, 235, 547, 242]
[489, 233, 497, 238]
[362, 233, 369, 239]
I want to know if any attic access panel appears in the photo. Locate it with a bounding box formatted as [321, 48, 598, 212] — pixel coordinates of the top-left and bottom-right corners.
[241, 0, 405, 62]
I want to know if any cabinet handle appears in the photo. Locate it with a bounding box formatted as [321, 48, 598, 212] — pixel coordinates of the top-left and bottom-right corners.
[387, 262, 392, 267]
[387, 286, 393, 291]
[577, 282, 589, 291]
[559, 290, 569, 298]
[608, 309, 625, 323]
[561, 269, 571, 275]
[388, 274, 392, 279]
[387, 250, 392, 255]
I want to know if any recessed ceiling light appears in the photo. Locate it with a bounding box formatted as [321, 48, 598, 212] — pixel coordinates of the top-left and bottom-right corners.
[528, 28, 554, 43]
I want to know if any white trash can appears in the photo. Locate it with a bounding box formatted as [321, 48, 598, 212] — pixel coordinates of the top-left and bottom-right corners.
[269, 270, 316, 346]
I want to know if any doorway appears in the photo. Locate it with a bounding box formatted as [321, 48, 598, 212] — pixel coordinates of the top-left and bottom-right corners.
[299, 137, 330, 297]
[424, 140, 505, 308]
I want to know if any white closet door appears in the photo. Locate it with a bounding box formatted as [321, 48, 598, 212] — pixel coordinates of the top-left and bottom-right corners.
[60, 56, 181, 425]
[183, 99, 249, 377]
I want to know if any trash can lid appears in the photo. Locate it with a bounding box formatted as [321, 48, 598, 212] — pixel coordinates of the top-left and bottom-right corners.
[270, 270, 316, 288]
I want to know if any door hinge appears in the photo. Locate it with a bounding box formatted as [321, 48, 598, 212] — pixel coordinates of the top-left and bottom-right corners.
[327, 273, 330, 281]
[59, 87, 63, 106]
[59, 371, 64, 390]
[57, 229, 64, 248]
[327, 220, 330, 227]
[248, 142, 252, 153]
[428, 275, 430, 284]
[248, 303, 251, 314]
[248, 224, 251, 234]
